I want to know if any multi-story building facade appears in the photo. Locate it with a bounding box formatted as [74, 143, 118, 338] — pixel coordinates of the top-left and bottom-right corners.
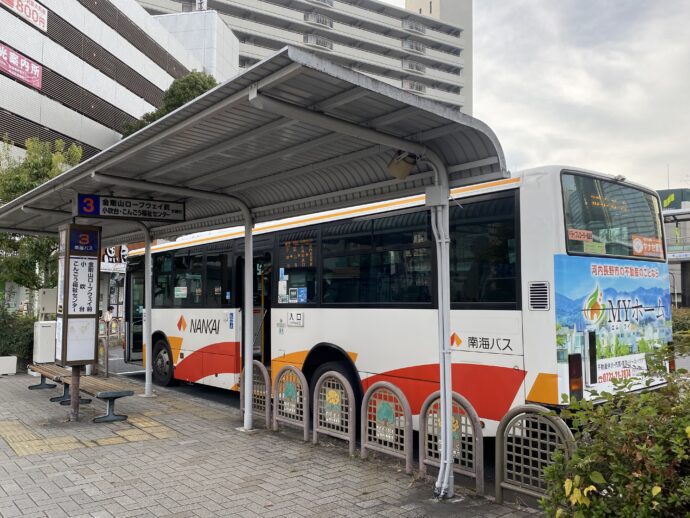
[138, 0, 471, 112]
[0, 0, 237, 159]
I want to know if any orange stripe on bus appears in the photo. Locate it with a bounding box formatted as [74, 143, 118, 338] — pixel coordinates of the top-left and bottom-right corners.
[526, 373, 559, 405]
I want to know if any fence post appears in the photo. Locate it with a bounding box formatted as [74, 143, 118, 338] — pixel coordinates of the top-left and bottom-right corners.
[272, 365, 310, 441]
[360, 381, 413, 474]
[495, 404, 575, 504]
[312, 371, 356, 455]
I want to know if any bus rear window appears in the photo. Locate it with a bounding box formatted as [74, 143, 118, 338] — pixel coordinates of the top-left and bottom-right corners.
[562, 173, 664, 260]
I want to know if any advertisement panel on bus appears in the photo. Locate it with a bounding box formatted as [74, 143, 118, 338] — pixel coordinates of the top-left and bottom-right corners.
[554, 254, 672, 384]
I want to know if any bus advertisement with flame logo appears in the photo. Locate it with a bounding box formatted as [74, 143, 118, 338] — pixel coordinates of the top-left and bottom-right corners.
[554, 254, 672, 383]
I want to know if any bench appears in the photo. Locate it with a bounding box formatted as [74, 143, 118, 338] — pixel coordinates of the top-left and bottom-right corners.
[28, 364, 135, 423]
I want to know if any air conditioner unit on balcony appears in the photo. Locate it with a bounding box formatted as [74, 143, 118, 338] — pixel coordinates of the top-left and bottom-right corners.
[303, 33, 334, 51]
[402, 39, 426, 54]
[304, 12, 334, 29]
[402, 79, 427, 95]
[402, 19, 426, 35]
[402, 59, 426, 75]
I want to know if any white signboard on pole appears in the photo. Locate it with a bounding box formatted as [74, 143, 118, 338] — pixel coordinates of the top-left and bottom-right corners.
[68, 256, 97, 315]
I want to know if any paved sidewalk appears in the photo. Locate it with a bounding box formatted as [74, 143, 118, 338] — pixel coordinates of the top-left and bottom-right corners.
[0, 373, 538, 517]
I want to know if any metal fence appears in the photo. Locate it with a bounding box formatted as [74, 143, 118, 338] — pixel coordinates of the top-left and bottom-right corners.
[272, 365, 310, 441]
[495, 404, 575, 504]
[360, 382, 413, 474]
[312, 371, 356, 455]
[419, 391, 484, 496]
[240, 360, 272, 429]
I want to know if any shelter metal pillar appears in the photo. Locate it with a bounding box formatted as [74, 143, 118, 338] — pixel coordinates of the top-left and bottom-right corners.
[242, 218, 253, 430]
[136, 222, 154, 397]
[424, 153, 454, 499]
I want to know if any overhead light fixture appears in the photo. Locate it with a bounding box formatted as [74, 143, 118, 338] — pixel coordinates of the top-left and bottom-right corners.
[386, 151, 418, 180]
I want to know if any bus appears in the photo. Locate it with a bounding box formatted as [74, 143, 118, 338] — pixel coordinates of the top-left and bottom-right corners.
[125, 166, 671, 435]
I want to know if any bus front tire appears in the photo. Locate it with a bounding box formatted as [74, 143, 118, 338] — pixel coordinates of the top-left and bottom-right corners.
[152, 340, 174, 386]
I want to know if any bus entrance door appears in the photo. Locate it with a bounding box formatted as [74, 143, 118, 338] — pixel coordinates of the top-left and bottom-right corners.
[236, 253, 272, 368]
[126, 269, 144, 362]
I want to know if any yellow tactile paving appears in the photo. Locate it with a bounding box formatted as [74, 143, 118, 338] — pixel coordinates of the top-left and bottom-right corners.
[0, 420, 40, 442]
[95, 437, 127, 446]
[0, 413, 176, 455]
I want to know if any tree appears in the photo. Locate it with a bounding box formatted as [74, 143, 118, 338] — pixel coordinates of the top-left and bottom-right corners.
[122, 70, 218, 136]
[0, 137, 82, 290]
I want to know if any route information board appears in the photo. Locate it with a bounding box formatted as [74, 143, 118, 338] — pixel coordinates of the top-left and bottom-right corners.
[75, 193, 185, 222]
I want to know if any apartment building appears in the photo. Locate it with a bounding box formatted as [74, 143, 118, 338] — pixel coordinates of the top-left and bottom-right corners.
[0, 0, 237, 159]
[138, 0, 471, 112]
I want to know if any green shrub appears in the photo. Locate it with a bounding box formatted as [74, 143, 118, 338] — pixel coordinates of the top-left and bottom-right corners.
[541, 345, 690, 517]
[672, 307, 690, 333]
[0, 307, 36, 369]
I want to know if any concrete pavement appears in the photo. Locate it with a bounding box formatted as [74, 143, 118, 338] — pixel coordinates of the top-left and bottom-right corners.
[0, 373, 538, 517]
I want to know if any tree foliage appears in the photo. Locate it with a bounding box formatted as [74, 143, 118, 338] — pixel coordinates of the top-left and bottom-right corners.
[0, 137, 82, 290]
[121, 70, 217, 136]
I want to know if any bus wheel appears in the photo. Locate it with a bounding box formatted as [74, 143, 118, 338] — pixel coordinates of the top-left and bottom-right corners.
[152, 340, 174, 386]
[309, 361, 362, 428]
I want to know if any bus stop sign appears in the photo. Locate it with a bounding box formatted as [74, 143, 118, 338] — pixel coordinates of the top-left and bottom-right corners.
[56, 223, 101, 367]
[75, 193, 185, 222]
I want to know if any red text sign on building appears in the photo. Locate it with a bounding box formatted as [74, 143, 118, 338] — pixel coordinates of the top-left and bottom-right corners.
[1, 0, 48, 32]
[0, 43, 42, 89]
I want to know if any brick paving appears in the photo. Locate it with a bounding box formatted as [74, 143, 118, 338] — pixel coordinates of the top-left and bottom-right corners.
[0, 373, 539, 517]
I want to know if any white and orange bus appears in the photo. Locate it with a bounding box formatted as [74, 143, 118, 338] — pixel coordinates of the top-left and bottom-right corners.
[125, 166, 671, 435]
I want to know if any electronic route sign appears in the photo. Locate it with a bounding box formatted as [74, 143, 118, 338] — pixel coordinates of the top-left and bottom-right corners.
[74, 193, 185, 222]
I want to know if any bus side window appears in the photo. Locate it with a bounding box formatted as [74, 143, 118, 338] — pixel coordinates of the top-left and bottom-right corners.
[278, 231, 317, 304]
[153, 252, 173, 307]
[206, 253, 230, 307]
[173, 252, 191, 307]
[449, 193, 519, 308]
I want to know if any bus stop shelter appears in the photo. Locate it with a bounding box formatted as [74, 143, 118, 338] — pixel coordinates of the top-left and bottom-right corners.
[0, 46, 505, 498]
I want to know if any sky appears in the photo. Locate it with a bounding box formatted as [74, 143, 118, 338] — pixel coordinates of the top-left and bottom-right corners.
[379, 1, 690, 190]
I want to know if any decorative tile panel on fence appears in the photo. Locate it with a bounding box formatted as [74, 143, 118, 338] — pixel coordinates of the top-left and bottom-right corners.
[312, 371, 356, 455]
[272, 365, 310, 441]
[360, 382, 413, 473]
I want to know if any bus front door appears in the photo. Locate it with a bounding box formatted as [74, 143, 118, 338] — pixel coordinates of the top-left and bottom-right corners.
[236, 253, 272, 367]
[126, 269, 144, 362]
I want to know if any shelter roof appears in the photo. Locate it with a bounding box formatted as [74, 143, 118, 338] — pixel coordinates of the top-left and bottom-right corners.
[0, 46, 506, 246]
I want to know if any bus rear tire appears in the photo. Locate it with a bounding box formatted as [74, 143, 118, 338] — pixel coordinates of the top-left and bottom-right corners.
[152, 340, 174, 386]
[309, 361, 362, 430]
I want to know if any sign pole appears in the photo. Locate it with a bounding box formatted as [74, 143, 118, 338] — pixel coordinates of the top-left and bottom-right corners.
[56, 224, 101, 422]
[69, 366, 81, 421]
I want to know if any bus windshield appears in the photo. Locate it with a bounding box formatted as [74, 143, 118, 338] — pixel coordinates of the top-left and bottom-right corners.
[562, 172, 664, 260]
